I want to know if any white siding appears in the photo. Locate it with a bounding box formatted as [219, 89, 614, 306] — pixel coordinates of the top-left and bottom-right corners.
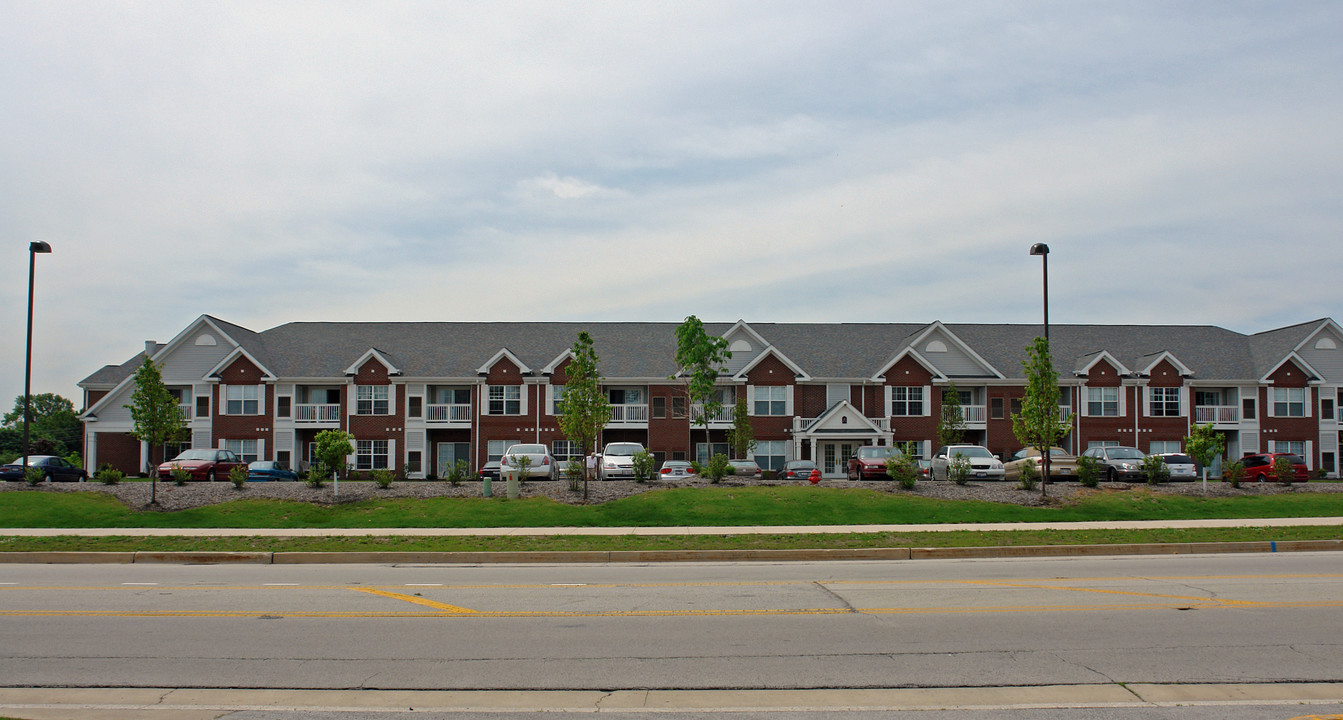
[723, 331, 761, 375]
[918, 329, 988, 377]
[1300, 327, 1343, 382]
[159, 333, 233, 385]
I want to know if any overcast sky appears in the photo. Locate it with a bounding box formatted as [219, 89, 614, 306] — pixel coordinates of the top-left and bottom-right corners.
[3, 1, 1341, 408]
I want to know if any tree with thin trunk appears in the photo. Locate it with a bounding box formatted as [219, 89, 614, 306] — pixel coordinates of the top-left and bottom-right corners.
[1011, 337, 1073, 498]
[557, 331, 610, 500]
[1184, 422, 1225, 492]
[726, 397, 755, 460]
[125, 358, 189, 505]
[674, 316, 731, 463]
[937, 381, 966, 449]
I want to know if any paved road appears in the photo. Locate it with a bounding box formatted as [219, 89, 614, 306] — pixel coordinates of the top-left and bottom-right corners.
[2, 553, 1341, 717]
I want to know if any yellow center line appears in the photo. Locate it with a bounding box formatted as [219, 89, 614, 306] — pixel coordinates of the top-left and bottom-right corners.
[351, 587, 478, 613]
[963, 580, 1219, 603]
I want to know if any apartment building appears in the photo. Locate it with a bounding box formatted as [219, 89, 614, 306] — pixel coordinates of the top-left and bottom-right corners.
[78, 316, 1343, 478]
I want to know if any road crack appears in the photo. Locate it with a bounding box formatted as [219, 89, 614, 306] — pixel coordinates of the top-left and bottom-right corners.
[813, 581, 857, 612]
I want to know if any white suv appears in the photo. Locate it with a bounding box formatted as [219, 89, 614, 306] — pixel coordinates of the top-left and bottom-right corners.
[598, 442, 645, 480]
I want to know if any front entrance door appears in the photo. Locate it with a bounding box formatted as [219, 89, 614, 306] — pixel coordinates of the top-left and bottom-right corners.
[437, 442, 470, 477]
[821, 442, 857, 477]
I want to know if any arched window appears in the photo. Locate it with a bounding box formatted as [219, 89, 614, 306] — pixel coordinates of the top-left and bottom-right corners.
[195, 334, 217, 346]
[925, 340, 948, 353]
[730, 339, 752, 353]
[1316, 338, 1338, 350]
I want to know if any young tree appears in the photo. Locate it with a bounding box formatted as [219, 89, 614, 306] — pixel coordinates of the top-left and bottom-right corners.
[1183, 423, 1226, 492]
[313, 429, 354, 480]
[125, 358, 189, 505]
[674, 316, 731, 462]
[937, 382, 966, 449]
[1011, 337, 1073, 497]
[557, 331, 611, 500]
[726, 397, 755, 460]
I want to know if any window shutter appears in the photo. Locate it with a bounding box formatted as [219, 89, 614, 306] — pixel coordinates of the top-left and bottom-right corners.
[883, 386, 892, 415]
[388, 385, 398, 416]
[745, 385, 756, 416]
[1080, 388, 1090, 417]
[257, 439, 266, 461]
[922, 386, 932, 416]
[785, 385, 794, 416]
[1266, 388, 1275, 418]
[1179, 387, 1190, 417]
[1119, 386, 1127, 417]
[518, 385, 528, 416]
[479, 385, 488, 417]
[388, 439, 396, 470]
[1142, 387, 1151, 417]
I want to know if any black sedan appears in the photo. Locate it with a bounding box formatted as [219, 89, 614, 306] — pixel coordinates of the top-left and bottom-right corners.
[247, 461, 299, 482]
[0, 455, 88, 483]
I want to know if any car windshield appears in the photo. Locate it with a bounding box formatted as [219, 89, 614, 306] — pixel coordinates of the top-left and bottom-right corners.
[857, 447, 897, 459]
[507, 444, 546, 454]
[172, 450, 215, 462]
[1109, 448, 1144, 460]
[604, 443, 641, 456]
[786, 461, 816, 469]
[949, 447, 994, 459]
[1162, 454, 1193, 464]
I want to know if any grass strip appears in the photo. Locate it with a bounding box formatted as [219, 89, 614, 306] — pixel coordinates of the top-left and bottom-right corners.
[5, 487, 1343, 529]
[1, 526, 1338, 553]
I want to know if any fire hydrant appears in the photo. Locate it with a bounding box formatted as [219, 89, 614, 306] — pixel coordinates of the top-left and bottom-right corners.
[808, 468, 822, 485]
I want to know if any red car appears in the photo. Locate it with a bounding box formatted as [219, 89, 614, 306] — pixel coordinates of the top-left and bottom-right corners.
[847, 445, 901, 481]
[1239, 453, 1309, 483]
[157, 448, 247, 482]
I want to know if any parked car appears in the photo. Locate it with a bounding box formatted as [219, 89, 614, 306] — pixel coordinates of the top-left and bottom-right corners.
[598, 442, 645, 480]
[930, 445, 1005, 481]
[847, 445, 901, 481]
[157, 448, 246, 482]
[779, 459, 818, 481]
[246, 460, 299, 482]
[500, 443, 559, 480]
[658, 460, 697, 480]
[1239, 453, 1309, 482]
[728, 459, 762, 478]
[916, 458, 932, 481]
[0, 455, 87, 483]
[478, 461, 501, 481]
[1004, 447, 1079, 482]
[1155, 453, 1197, 482]
[1079, 446, 1146, 482]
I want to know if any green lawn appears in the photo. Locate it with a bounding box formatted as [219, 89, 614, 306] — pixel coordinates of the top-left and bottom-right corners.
[3, 485, 1343, 529]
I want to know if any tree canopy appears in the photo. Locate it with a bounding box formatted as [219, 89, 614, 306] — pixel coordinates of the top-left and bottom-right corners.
[1011, 337, 1073, 496]
[674, 316, 731, 455]
[557, 331, 611, 498]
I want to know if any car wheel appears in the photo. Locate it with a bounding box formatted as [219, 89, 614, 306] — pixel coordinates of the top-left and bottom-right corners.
[206, 469, 216, 483]
[1108, 467, 1118, 482]
[44, 473, 53, 483]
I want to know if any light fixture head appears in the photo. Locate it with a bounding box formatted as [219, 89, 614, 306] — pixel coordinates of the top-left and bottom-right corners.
[29, 241, 52, 254]
[1029, 243, 1049, 256]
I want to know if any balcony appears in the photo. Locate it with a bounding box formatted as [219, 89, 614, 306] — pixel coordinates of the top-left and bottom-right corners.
[1194, 405, 1240, 424]
[794, 416, 890, 433]
[690, 404, 734, 425]
[426, 403, 472, 424]
[609, 404, 649, 425]
[294, 403, 341, 424]
[962, 405, 987, 426]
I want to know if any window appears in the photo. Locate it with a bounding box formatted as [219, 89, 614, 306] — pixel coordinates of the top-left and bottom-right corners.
[276, 450, 290, 468]
[1010, 398, 1022, 416]
[695, 442, 730, 464]
[224, 439, 258, 463]
[356, 385, 389, 415]
[225, 385, 259, 415]
[486, 439, 517, 462]
[1272, 440, 1306, 456]
[1321, 398, 1335, 421]
[990, 397, 1004, 420]
[1243, 397, 1257, 420]
[1088, 440, 1120, 449]
[890, 387, 924, 416]
[408, 396, 422, 419]
[652, 396, 666, 419]
[1324, 452, 1336, 474]
[1150, 387, 1181, 417]
[356, 440, 389, 470]
[608, 387, 644, 405]
[754, 386, 787, 416]
[551, 385, 565, 415]
[1273, 387, 1305, 417]
[672, 397, 687, 419]
[196, 396, 210, 418]
[436, 387, 471, 404]
[1149, 440, 1182, 455]
[552, 440, 581, 466]
[754, 440, 786, 471]
[488, 385, 521, 415]
[407, 451, 422, 475]
[277, 396, 292, 418]
[1088, 387, 1119, 416]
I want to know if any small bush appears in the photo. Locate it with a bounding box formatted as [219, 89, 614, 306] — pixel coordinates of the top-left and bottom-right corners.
[1076, 455, 1101, 488]
[1225, 460, 1245, 488]
[1272, 457, 1296, 485]
[885, 452, 917, 490]
[631, 450, 655, 484]
[1140, 455, 1169, 485]
[304, 465, 326, 488]
[25, 467, 44, 486]
[1018, 460, 1039, 490]
[703, 454, 731, 484]
[565, 458, 584, 491]
[170, 465, 192, 486]
[228, 465, 249, 489]
[95, 467, 124, 485]
[948, 455, 971, 486]
[370, 468, 395, 488]
[445, 459, 469, 487]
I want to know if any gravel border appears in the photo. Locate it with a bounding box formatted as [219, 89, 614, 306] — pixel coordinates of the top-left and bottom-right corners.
[5, 476, 1340, 513]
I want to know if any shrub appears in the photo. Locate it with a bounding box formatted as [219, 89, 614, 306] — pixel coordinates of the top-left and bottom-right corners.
[371, 468, 395, 488]
[170, 465, 192, 486]
[24, 467, 44, 486]
[947, 455, 970, 486]
[1140, 455, 1170, 485]
[631, 450, 655, 484]
[228, 465, 248, 489]
[1018, 460, 1038, 490]
[565, 458, 583, 491]
[703, 454, 731, 484]
[304, 465, 326, 488]
[1225, 460, 1245, 488]
[509, 454, 533, 483]
[445, 459, 469, 487]
[885, 452, 917, 490]
[95, 467, 124, 485]
[1272, 457, 1296, 486]
[1076, 455, 1101, 488]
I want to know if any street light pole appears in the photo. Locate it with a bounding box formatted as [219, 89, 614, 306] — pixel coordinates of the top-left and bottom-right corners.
[23, 241, 53, 475]
[1030, 243, 1050, 497]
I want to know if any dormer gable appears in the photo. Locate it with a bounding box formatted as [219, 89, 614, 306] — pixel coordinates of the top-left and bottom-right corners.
[736, 346, 810, 382]
[1135, 351, 1194, 380]
[871, 347, 945, 383]
[805, 399, 886, 435]
[344, 348, 400, 377]
[477, 348, 530, 377]
[210, 348, 276, 383]
[722, 320, 769, 375]
[1075, 351, 1131, 382]
[905, 322, 1003, 379]
[1261, 354, 1323, 386]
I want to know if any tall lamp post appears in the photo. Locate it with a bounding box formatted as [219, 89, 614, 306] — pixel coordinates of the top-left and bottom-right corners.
[23, 241, 53, 475]
[1030, 243, 1050, 496]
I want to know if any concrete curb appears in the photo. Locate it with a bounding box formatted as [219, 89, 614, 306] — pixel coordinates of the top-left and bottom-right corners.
[0, 539, 1338, 564]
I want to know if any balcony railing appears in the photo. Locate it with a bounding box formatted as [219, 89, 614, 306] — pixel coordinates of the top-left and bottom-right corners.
[1059, 405, 1072, 422]
[294, 403, 342, 423]
[426, 404, 472, 422]
[1195, 405, 1240, 424]
[690, 404, 734, 424]
[794, 416, 890, 432]
[610, 404, 649, 423]
[962, 405, 987, 424]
